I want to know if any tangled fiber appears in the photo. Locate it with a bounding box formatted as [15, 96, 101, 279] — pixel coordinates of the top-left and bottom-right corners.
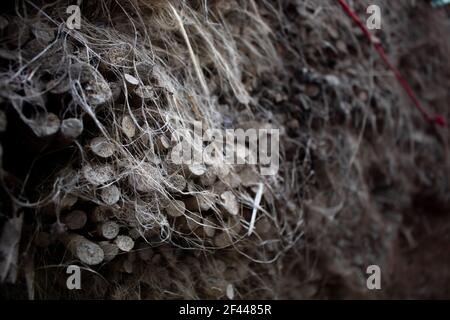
[0, 0, 449, 299]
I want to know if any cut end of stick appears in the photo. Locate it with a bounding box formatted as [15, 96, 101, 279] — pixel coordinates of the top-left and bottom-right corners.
[165, 200, 186, 217]
[100, 185, 121, 205]
[61, 118, 83, 140]
[90, 137, 115, 158]
[220, 191, 239, 215]
[97, 221, 120, 240]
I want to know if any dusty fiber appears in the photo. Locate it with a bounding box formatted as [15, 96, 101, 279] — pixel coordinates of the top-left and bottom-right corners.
[0, 0, 449, 299]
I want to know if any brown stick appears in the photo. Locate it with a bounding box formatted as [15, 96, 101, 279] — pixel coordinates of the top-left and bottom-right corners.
[164, 200, 186, 218]
[100, 185, 121, 205]
[90, 137, 115, 158]
[114, 235, 135, 252]
[90, 206, 113, 223]
[184, 194, 213, 212]
[96, 221, 120, 240]
[214, 232, 233, 247]
[59, 194, 78, 210]
[98, 241, 119, 262]
[124, 73, 139, 88]
[199, 170, 217, 187]
[202, 217, 216, 237]
[60, 118, 83, 140]
[121, 115, 136, 139]
[61, 210, 87, 230]
[61, 234, 104, 265]
[156, 135, 171, 151]
[137, 244, 153, 261]
[188, 163, 207, 177]
[167, 174, 186, 192]
[220, 191, 239, 216]
[185, 213, 202, 231]
[82, 164, 114, 186]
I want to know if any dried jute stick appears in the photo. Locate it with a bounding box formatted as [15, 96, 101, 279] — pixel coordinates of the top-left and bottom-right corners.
[61, 234, 104, 265]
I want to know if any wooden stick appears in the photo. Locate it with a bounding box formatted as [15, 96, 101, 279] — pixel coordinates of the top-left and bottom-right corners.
[167, 174, 186, 192]
[202, 217, 216, 237]
[239, 166, 260, 187]
[184, 194, 213, 212]
[90, 206, 113, 223]
[90, 137, 115, 158]
[121, 115, 136, 139]
[124, 73, 139, 88]
[134, 85, 155, 100]
[156, 135, 171, 151]
[38, 113, 60, 137]
[114, 235, 135, 252]
[110, 81, 122, 102]
[60, 118, 83, 140]
[185, 213, 202, 231]
[61, 210, 87, 230]
[62, 234, 104, 265]
[96, 221, 120, 240]
[100, 185, 121, 205]
[137, 244, 153, 261]
[164, 200, 186, 218]
[122, 259, 133, 274]
[255, 217, 271, 235]
[59, 194, 78, 210]
[220, 191, 239, 216]
[127, 162, 160, 192]
[129, 228, 141, 240]
[227, 216, 242, 235]
[221, 171, 242, 189]
[110, 256, 133, 273]
[214, 232, 233, 247]
[98, 241, 119, 262]
[199, 170, 217, 187]
[82, 164, 114, 186]
[188, 163, 207, 177]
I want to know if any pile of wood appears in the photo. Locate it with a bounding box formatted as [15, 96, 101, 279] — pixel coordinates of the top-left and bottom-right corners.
[33, 144, 270, 267]
[0, 28, 275, 267]
[0, 0, 293, 299]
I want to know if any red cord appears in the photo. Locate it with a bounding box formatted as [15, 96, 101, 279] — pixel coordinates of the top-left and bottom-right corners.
[337, 0, 446, 127]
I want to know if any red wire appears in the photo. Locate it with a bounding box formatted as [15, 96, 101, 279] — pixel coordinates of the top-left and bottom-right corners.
[337, 0, 446, 127]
